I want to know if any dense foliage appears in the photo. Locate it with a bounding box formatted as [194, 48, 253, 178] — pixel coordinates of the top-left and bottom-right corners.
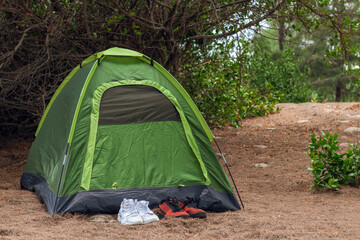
[181, 44, 282, 127]
[275, 0, 360, 102]
[181, 39, 315, 127]
[0, 0, 284, 137]
[247, 46, 313, 103]
[308, 132, 360, 190]
[0, 0, 359, 137]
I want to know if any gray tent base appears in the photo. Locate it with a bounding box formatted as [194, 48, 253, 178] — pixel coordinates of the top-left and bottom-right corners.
[21, 172, 240, 214]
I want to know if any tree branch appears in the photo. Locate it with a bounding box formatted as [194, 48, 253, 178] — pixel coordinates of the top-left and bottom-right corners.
[187, 0, 285, 41]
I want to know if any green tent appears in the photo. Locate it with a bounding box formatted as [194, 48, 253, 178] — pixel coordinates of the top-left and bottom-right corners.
[21, 47, 240, 214]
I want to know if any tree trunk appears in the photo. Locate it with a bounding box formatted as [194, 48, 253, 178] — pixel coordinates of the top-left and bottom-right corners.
[335, 80, 343, 102]
[279, 20, 285, 51]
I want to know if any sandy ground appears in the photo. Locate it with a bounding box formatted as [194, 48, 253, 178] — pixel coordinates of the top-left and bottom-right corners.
[1, 102, 360, 239]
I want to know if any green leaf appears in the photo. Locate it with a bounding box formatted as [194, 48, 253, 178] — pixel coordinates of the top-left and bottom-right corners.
[132, 22, 140, 29]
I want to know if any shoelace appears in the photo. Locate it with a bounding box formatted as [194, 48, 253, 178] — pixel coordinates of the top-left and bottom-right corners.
[138, 202, 152, 214]
[123, 202, 138, 216]
[166, 197, 183, 211]
[180, 197, 195, 209]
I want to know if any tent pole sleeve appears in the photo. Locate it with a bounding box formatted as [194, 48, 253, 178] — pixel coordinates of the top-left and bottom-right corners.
[68, 60, 99, 145]
[35, 54, 100, 137]
[214, 138, 244, 209]
[53, 143, 69, 215]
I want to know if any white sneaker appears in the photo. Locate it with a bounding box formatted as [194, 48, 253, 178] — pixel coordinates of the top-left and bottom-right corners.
[136, 200, 159, 224]
[117, 199, 143, 225]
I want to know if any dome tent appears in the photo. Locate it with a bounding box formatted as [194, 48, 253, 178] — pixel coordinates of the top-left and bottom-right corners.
[20, 47, 241, 214]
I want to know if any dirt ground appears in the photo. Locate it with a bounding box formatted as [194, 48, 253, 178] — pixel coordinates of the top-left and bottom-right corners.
[1, 102, 360, 240]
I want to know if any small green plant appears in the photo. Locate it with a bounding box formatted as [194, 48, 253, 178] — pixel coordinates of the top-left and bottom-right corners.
[308, 132, 360, 191]
[344, 144, 360, 186]
[310, 92, 319, 102]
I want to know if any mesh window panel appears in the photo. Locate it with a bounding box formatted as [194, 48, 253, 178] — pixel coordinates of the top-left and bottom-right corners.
[99, 85, 180, 125]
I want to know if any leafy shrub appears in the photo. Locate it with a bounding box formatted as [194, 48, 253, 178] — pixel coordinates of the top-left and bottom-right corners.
[248, 47, 314, 103]
[308, 132, 360, 190]
[181, 51, 281, 127]
[181, 42, 283, 128]
[180, 41, 317, 127]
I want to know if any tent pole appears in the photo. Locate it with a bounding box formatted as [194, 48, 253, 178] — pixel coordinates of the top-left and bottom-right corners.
[53, 143, 69, 215]
[214, 138, 244, 210]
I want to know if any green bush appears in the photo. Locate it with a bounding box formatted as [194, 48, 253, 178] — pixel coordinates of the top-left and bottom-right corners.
[181, 52, 281, 127]
[308, 132, 360, 190]
[180, 42, 283, 128]
[180, 41, 316, 128]
[248, 47, 313, 103]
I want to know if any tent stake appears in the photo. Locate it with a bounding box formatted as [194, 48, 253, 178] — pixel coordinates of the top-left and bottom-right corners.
[53, 143, 69, 215]
[214, 138, 244, 209]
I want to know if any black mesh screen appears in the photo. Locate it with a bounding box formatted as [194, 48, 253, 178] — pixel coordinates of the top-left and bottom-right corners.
[99, 85, 180, 125]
